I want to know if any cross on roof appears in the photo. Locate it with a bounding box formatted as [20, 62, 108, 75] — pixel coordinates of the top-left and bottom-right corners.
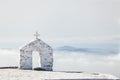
[34, 32, 40, 39]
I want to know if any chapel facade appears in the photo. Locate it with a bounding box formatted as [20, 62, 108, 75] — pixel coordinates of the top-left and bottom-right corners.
[19, 32, 53, 71]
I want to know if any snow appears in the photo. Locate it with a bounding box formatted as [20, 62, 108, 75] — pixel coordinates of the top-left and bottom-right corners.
[0, 69, 119, 80]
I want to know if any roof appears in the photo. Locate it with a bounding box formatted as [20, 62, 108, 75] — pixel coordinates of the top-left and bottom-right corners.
[20, 38, 52, 51]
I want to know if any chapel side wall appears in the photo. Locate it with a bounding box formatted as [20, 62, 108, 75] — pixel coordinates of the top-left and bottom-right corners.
[40, 47, 53, 71]
[20, 50, 32, 70]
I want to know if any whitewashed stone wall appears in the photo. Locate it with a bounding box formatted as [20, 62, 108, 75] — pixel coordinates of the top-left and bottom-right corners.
[20, 39, 53, 71]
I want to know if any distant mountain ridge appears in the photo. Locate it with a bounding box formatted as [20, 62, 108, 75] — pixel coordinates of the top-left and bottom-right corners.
[56, 46, 118, 55]
[56, 46, 87, 52]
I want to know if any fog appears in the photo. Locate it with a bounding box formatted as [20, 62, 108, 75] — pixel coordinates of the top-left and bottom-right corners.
[0, 49, 119, 77]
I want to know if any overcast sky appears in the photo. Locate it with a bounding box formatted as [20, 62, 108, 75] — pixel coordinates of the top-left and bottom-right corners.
[0, 0, 120, 48]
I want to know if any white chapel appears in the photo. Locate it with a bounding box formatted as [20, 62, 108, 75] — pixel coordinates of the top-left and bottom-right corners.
[19, 32, 53, 71]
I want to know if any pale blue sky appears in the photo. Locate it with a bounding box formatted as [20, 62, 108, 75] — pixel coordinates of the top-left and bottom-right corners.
[0, 0, 120, 48]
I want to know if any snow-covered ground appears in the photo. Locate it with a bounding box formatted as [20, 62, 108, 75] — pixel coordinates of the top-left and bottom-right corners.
[0, 69, 119, 80]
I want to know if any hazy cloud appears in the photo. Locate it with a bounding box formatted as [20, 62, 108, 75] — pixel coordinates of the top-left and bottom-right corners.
[53, 51, 120, 77]
[0, 49, 120, 77]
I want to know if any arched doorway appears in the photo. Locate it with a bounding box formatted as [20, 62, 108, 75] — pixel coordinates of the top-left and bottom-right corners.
[32, 51, 41, 69]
